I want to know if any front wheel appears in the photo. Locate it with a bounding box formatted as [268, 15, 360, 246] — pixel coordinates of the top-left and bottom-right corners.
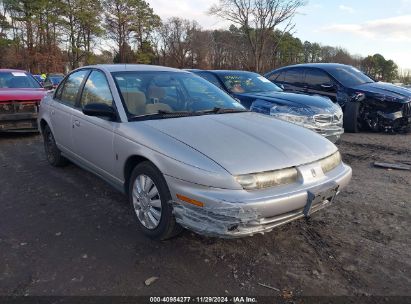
[343, 102, 361, 133]
[128, 161, 182, 240]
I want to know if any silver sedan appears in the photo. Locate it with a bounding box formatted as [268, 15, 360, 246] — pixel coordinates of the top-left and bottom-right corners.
[38, 64, 352, 239]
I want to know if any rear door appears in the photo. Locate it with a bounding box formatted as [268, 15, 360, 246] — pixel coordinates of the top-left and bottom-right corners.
[304, 68, 337, 101]
[50, 69, 89, 153]
[71, 70, 118, 178]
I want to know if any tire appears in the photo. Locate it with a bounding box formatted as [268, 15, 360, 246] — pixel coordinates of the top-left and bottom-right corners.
[343, 102, 361, 133]
[43, 125, 68, 167]
[128, 161, 183, 240]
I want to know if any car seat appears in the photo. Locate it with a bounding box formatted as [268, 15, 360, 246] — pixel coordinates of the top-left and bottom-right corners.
[123, 91, 147, 115]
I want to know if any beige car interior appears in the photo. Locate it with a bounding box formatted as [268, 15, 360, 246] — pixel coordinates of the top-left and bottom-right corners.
[123, 85, 172, 115]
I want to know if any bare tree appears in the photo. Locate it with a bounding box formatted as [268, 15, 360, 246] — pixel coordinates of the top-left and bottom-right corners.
[209, 0, 306, 72]
[158, 18, 198, 68]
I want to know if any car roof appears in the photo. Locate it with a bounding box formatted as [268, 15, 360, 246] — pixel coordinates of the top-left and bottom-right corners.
[208, 70, 257, 74]
[272, 63, 353, 72]
[0, 69, 28, 73]
[81, 64, 186, 73]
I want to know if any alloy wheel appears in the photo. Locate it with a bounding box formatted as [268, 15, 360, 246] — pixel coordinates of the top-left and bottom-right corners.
[132, 174, 162, 229]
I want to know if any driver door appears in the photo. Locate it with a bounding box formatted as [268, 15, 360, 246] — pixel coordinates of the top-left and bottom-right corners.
[71, 70, 118, 179]
[304, 68, 337, 101]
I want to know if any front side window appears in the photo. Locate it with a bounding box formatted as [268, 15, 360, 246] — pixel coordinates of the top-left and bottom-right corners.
[59, 70, 89, 106]
[80, 71, 113, 108]
[305, 69, 332, 86]
[220, 72, 282, 94]
[283, 69, 303, 84]
[112, 71, 245, 117]
[0, 72, 41, 89]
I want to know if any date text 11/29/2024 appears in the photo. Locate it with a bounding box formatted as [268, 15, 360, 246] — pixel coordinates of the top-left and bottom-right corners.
[149, 296, 257, 303]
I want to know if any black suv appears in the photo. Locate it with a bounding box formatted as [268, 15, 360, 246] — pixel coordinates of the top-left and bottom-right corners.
[265, 63, 411, 133]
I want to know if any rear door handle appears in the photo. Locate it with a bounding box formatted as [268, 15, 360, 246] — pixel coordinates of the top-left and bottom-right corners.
[73, 120, 80, 128]
[51, 109, 55, 115]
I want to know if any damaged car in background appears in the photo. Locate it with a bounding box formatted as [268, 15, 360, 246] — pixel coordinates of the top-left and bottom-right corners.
[265, 63, 411, 133]
[38, 64, 352, 239]
[188, 70, 343, 143]
[0, 69, 47, 132]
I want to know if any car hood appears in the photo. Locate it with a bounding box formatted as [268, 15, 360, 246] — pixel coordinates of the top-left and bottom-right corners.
[353, 82, 411, 103]
[238, 91, 334, 108]
[0, 88, 47, 102]
[143, 112, 337, 175]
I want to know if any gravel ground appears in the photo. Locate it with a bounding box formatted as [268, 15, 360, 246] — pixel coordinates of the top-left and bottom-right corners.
[0, 132, 410, 298]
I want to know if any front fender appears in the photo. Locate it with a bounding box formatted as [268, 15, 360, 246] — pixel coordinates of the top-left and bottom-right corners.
[113, 123, 242, 190]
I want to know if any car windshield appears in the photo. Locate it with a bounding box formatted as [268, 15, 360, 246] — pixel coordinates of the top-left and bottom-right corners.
[0, 72, 42, 89]
[112, 71, 246, 119]
[219, 72, 283, 94]
[326, 66, 375, 87]
[50, 76, 63, 85]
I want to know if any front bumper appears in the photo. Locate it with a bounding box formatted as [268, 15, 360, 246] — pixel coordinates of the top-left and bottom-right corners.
[166, 162, 352, 238]
[0, 113, 38, 132]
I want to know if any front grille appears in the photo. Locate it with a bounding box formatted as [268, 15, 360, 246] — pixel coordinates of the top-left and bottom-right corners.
[403, 102, 411, 117]
[0, 101, 39, 115]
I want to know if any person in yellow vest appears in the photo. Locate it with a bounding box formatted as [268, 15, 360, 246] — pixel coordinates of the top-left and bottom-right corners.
[41, 73, 46, 80]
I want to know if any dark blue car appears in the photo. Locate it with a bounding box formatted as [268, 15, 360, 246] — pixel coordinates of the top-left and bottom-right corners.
[265, 63, 411, 133]
[188, 69, 344, 143]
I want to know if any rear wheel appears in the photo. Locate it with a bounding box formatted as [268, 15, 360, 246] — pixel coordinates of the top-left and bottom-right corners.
[128, 161, 182, 240]
[43, 125, 68, 167]
[343, 102, 361, 133]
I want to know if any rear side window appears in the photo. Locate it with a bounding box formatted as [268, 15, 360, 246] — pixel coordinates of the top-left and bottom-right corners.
[305, 69, 332, 86]
[58, 70, 89, 106]
[283, 69, 303, 83]
[80, 71, 113, 108]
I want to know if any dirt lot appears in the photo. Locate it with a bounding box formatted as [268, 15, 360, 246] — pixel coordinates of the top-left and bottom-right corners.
[0, 132, 410, 297]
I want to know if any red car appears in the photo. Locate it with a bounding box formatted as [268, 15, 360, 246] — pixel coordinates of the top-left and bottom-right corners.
[0, 69, 47, 132]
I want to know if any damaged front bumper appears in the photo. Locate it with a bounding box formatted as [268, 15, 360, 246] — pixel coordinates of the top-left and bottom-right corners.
[0, 112, 38, 132]
[166, 162, 352, 238]
[0, 102, 39, 132]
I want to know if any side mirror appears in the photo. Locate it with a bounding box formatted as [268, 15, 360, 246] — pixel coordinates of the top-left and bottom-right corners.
[277, 84, 285, 90]
[44, 83, 54, 90]
[83, 103, 117, 120]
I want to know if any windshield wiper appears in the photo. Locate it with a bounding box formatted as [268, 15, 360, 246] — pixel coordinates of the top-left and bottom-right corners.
[129, 110, 196, 121]
[197, 107, 249, 114]
[129, 108, 248, 121]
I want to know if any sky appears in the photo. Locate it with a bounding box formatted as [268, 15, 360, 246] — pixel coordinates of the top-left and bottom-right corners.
[148, 0, 411, 70]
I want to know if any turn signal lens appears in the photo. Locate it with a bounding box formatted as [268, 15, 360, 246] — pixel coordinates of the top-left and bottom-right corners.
[176, 194, 204, 207]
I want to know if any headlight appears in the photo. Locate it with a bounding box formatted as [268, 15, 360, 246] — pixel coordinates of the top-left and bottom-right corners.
[270, 105, 314, 126]
[319, 151, 342, 173]
[235, 167, 298, 190]
[270, 105, 316, 116]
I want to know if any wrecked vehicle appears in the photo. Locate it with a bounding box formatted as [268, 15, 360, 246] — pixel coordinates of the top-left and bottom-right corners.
[265, 63, 411, 133]
[188, 69, 343, 143]
[38, 64, 352, 239]
[0, 69, 47, 132]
